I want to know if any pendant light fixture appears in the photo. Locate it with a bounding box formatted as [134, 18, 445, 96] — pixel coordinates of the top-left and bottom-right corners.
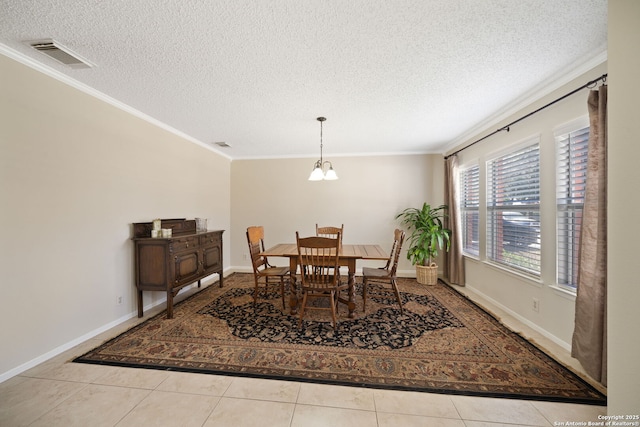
[308, 117, 338, 181]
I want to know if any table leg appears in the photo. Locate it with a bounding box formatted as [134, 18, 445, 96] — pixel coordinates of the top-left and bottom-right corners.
[347, 259, 356, 318]
[288, 257, 299, 315]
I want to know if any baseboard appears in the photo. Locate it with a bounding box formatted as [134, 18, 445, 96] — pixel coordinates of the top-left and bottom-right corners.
[463, 283, 571, 352]
[0, 269, 231, 383]
[0, 309, 137, 383]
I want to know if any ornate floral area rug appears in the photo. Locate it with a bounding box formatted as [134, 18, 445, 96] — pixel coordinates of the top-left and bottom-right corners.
[74, 273, 605, 405]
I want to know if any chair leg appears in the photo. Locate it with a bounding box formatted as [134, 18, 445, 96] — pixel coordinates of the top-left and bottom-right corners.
[253, 277, 259, 306]
[280, 277, 285, 309]
[391, 279, 403, 315]
[298, 291, 308, 328]
[362, 278, 368, 312]
[330, 290, 337, 330]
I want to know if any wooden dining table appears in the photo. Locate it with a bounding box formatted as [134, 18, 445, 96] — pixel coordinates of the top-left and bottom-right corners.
[260, 243, 388, 318]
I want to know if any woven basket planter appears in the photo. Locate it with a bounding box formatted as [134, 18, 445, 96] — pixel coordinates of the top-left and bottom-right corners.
[416, 263, 438, 285]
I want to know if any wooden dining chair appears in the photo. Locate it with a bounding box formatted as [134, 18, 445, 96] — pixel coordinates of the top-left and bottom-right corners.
[362, 229, 405, 314]
[246, 226, 290, 309]
[316, 224, 344, 244]
[315, 224, 343, 274]
[296, 232, 346, 330]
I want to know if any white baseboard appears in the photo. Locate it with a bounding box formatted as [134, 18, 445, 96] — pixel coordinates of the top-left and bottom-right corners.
[0, 270, 230, 383]
[0, 309, 137, 383]
[462, 283, 571, 352]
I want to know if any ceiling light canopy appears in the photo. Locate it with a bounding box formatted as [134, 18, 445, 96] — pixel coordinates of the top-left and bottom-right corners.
[308, 117, 338, 181]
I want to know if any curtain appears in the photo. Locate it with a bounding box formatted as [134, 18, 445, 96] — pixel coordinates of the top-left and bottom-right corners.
[444, 155, 465, 285]
[571, 85, 607, 385]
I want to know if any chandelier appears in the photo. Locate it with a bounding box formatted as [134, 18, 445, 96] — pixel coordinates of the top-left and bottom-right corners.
[308, 117, 338, 181]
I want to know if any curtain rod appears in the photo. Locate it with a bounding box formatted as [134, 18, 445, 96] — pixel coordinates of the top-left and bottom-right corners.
[444, 73, 608, 160]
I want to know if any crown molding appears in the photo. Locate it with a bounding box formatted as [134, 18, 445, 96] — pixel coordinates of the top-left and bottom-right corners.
[443, 47, 608, 155]
[0, 43, 232, 161]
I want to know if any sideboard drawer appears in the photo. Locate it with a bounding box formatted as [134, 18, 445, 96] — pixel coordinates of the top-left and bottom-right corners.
[200, 233, 221, 246]
[170, 236, 198, 253]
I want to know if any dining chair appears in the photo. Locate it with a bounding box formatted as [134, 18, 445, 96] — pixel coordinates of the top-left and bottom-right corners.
[246, 226, 290, 309]
[362, 228, 405, 314]
[296, 232, 346, 330]
[315, 224, 343, 274]
[316, 224, 344, 244]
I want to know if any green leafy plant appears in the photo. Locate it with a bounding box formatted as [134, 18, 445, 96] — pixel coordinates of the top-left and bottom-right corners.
[396, 203, 451, 266]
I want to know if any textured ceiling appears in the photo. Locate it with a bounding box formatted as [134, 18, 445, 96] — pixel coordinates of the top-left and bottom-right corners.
[0, 0, 607, 159]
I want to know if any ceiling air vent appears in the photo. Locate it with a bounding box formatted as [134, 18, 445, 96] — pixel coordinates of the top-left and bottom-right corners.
[27, 39, 94, 69]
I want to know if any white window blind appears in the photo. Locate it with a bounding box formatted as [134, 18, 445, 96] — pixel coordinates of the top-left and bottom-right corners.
[487, 142, 541, 275]
[556, 126, 589, 291]
[460, 165, 480, 256]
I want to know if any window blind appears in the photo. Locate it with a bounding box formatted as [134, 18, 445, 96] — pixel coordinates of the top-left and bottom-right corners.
[460, 165, 480, 256]
[487, 142, 541, 275]
[556, 126, 589, 290]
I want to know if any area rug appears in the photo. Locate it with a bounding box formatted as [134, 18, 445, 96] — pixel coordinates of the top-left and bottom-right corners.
[74, 273, 606, 405]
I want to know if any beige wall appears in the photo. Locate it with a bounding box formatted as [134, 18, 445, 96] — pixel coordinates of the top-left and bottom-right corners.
[230, 154, 444, 275]
[448, 62, 607, 350]
[607, 0, 640, 415]
[0, 54, 231, 379]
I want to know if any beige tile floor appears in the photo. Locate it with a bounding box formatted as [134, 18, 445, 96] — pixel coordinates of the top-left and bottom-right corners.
[0, 283, 607, 427]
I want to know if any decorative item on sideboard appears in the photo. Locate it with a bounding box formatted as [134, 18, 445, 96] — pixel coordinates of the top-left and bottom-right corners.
[195, 217, 208, 232]
[151, 218, 162, 238]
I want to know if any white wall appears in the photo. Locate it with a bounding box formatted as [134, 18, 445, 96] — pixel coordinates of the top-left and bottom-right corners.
[607, 0, 640, 415]
[0, 53, 231, 379]
[230, 154, 444, 274]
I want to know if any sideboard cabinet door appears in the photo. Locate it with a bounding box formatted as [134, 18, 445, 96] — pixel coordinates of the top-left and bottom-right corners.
[201, 232, 223, 277]
[173, 250, 201, 286]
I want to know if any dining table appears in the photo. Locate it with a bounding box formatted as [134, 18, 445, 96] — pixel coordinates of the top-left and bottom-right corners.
[260, 243, 389, 318]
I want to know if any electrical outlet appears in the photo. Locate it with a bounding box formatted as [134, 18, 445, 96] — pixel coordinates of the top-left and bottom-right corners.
[117, 295, 123, 305]
[532, 298, 539, 312]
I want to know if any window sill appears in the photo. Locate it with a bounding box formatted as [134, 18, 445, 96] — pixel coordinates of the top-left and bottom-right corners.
[483, 260, 543, 288]
[549, 284, 577, 300]
[462, 253, 480, 262]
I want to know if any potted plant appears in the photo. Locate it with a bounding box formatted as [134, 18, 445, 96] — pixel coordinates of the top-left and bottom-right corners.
[396, 203, 451, 285]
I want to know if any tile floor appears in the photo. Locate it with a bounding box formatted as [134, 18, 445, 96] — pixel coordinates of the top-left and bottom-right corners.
[0, 283, 607, 427]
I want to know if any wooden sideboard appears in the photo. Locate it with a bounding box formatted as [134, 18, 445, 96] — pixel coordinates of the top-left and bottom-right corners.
[132, 219, 223, 319]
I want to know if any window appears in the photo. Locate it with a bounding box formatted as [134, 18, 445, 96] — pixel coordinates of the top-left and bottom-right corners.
[459, 165, 480, 256]
[556, 126, 589, 291]
[486, 141, 541, 275]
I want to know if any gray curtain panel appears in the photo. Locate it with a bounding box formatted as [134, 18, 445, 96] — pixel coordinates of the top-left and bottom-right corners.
[444, 155, 465, 285]
[571, 85, 607, 385]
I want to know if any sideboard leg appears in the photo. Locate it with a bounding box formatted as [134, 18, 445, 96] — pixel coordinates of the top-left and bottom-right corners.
[166, 291, 174, 319]
[137, 289, 143, 318]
